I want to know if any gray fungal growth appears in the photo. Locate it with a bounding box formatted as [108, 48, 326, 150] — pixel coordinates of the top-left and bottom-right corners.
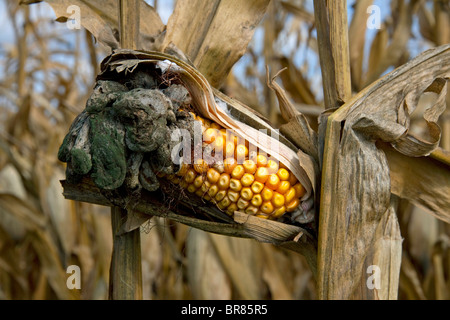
[58, 64, 195, 196]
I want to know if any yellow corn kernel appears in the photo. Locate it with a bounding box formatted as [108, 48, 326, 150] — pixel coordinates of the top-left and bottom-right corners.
[276, 181, 291, 195]
[206, 168, 221, 184]
[227, 190, 239, 202]
[230, 179, 242, 192]
[255, 167, 269, 183]
[251, 194, 263, 207]
[210, 122, 221, 130]
[261, 201, 274, 215]
[271, 206, 286, 219]
[218, 173, 231, 190]
[224, 157, 237, 174]
[213, 162, 225, 175]
[240, 187, 253, 201]
[183, 168, 197, 184]
[226, 203, 238, 215]
[243, 159, 257, 174]
[235, 144, 248, 160]
[271, 192, 285, 208]
[231, 165, 245, 180]
[237, 198, 250, 210]
[276, 168, 290, 181]
[286, 199, 300, 212]
[256, 154, 268, 167]
[215, 190, 227, 202]
[218, 197, 231, 210]
[194, 158, 209, 174]
[225, 141, 235, 158]
[208, 184, 219, 198]
[261, 187, 274, 201]
[170, 177, 180, 184]
[203, 194, 211, 201]
[245, 205, 258, 215]
[256, 213, 270, 219]
[267, 159, 279, 174]
[195, 189, 204, 197]
[228, 133, 238, 146]
[213, 136, 225, 153]
[265, 174, 280, 190]
[193, 175, 205, 189]
[203, 128, 218, 143]
[176, 163, 189, 177]
[293, 183, 306, 198]
[285, 187, 297, 204]
[288, 173, 298, 186]
[187, 184, 197, 193]
[251, 181, 264, 194]
[200, 180, 211, 193]
[240, 173, 255, 187]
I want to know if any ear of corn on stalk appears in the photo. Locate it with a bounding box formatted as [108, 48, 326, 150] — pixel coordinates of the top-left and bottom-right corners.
[58, 50, 314, 224]
[158, 113, 306, 220]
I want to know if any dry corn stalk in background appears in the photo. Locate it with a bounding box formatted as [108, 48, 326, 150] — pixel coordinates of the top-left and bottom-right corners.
[0, 0, 449, 300]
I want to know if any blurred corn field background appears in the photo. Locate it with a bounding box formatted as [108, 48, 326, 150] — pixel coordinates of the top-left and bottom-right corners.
[0, 0, 449, 300]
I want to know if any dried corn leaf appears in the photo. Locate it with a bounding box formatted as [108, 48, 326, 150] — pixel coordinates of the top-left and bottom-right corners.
[30, 229, 76, 299]
[261, 244, 293, 300]
[279, 1, 314, 23]
[381, 143, 450, 223]
[348, 0, 373, 89]
[369, 198, 402, 300]
[209, 232, 263, 299]
[186, 229, 232, 299]
[26, 0, 164, 50]
[364, 0, 414, 86]
[318, 44, 450, 299]
[162, 0, 270, 88]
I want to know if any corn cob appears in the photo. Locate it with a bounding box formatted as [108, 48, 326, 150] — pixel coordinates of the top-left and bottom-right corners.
[160, 112, 306, 220]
